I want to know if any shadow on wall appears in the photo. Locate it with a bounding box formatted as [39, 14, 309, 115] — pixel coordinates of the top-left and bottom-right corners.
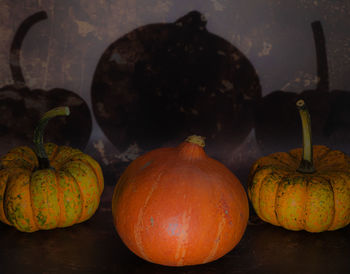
[90, 11, 350, 183]
[0, 11, 92, 155]
[254, 21, 350, 156]
[2, 10, 350, 185]
[91, 10, 262, 166]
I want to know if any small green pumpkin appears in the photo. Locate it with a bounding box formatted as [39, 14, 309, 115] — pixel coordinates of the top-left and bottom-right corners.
[0, 107, 104, 232]
[248, 100, 350, 232]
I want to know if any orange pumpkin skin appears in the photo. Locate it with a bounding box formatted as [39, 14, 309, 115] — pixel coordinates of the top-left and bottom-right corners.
[248, 145, 350, 232]
[112, 137, 249, 266]
[0, 143, 104, 232]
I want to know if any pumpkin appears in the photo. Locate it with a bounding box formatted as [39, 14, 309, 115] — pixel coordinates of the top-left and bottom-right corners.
[112, 135, 249, 266]
[0, 107, 103, 232]
[248, 99, 350, 232]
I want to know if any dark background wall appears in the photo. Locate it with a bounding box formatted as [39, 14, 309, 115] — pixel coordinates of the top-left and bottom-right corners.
[1, 0, 350, 185]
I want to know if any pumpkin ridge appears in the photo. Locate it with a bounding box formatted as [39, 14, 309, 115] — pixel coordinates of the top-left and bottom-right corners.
[70, 155, 104, 195]
[286, 151, 298, 161]
[337, 172, 350, 228]
[314, 146, 332, 167]
[58, 170, 83, 227]
[259, 170, 274, 222]
[1, 148, 35, 170]
[274, 176, 292, 229]
[27, 173, 38, 231]
[271, 153, 296, 168]
[204, 211, 225, 263]
[3, 170, 16, 226]
[134, 170, 164, 261]
[6, 170, 37, 231]
[54, 170, 64, 227]
[63, 168, 84, 224]
[324, 176, 336, 230]
[13, 147, 38, 170]
[301, 175, 311, 231]
[266, 172, 293, 227]
[174, 207, 192, 266]
[272, 173, 288, 227]
[252, 166, 276, 220]
[318, 173, 349, 230]
[30, 169, 61, 230]
[50, 147, 81, 169]
[70, 161, 100, 223]
[0, 170, 12, 225]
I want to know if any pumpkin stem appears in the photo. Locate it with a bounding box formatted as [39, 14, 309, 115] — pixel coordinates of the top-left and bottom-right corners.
[296, 99, 315, 173]
[33, 107, 70, 169]
[185, 135, 206, 147]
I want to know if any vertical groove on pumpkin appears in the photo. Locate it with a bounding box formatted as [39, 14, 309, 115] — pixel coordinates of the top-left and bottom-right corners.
[313, 147, 332, 168]
[300, 176, 308, 230]
[28, 173, 39, 231]
[174, 208, 191, 266]
[71, 155, 104, 196]
[54, 171, 64, 228]
[302, 176, 310, 231]
[72, 162, 100, 223]
[65, 169, 84, 224]
[134, 171, 163, 261]
[204, 214, 225, 263]
[250, 168, 265, 219]
[274, 177, 285, 228]
[258, 171, 282, 226]
[338, 173, 350, 229]
[257, 169, 276, 223]
[0, 171, 12, 226]
[342, 173, 350, 229]
[304, 176, 334, 232]
[7, 148, 37, 170]
[325, 176, 337, 230]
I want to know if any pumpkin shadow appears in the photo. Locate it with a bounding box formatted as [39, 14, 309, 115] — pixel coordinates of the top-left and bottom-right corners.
[91, 10, 261, 168]
[254, 21, 350, 156]
[0, 11, 92, 155]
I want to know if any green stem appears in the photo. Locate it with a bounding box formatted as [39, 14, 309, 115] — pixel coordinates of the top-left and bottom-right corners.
[296, 99, 315, 173]
[33, 106, 70, 169]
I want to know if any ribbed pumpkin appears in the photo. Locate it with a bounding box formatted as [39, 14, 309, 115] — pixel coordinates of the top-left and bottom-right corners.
[248, 99, 350, 232]
[112, 135, 249, 266]
[0, 107, 104, 232]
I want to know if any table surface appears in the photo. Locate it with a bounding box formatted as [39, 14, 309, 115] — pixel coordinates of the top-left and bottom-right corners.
[1, 186, 349, 274]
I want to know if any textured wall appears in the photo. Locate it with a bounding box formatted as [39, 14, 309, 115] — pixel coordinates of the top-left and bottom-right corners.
[1, 0, 350, 184]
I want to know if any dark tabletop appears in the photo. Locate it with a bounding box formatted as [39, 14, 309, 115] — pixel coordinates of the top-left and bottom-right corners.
[0, 185, 349, 274]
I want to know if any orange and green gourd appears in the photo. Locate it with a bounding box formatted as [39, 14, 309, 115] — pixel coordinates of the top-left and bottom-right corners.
[0, 107, 104, 232]
[112, 135, 249, 266]
[248, 99, 350, 232]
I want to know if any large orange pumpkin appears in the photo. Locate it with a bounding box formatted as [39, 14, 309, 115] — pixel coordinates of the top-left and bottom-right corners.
[248, 99, 350, 232]
[112, 135, 249, 266]
[0, 107, 104, 232]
